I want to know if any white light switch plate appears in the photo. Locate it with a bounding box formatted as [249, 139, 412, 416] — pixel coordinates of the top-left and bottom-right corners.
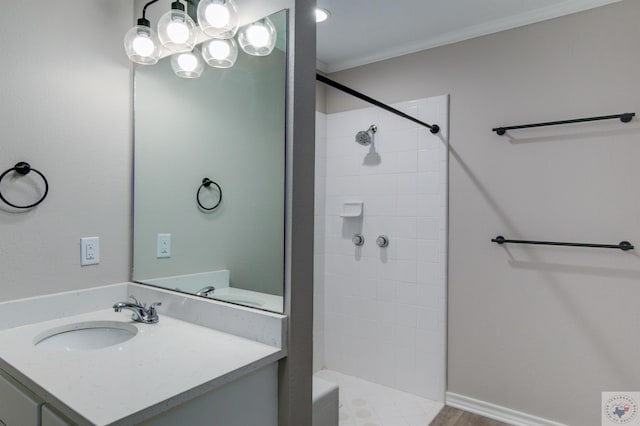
[157, 234, 171, 258]
[80, 237, 99, 266]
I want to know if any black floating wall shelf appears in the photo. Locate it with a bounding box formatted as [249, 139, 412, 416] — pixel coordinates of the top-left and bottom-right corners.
[492, 112, 635, 136]
[491, 235, 634, 251]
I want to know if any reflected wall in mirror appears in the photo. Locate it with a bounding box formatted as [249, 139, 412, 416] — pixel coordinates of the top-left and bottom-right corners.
[133, 9, 287, 313]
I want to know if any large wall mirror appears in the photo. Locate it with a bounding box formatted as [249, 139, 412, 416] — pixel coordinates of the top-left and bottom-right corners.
[133, 9, 287, 313]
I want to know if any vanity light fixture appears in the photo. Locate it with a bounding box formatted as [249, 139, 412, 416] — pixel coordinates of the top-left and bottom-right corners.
[124, 0, 278, 72]
[197, 0, 239, 39]
[157, 0, 197, 53]
[315, 8, 331, 23]
[171, 48, 204, 78]
[237, 18, 277, 57]
[124, 1, 161, 65]
[202, 38, 238, 68]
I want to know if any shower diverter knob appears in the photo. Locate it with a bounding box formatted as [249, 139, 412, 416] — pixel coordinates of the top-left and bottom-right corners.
[352, 234, 365, 246]
[376, 235, 389, 248]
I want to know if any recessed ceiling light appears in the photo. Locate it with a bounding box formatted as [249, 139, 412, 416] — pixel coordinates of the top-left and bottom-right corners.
[315, 8, 331, 23]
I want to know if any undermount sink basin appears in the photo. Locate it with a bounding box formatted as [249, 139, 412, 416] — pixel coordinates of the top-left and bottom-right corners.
[34, 321, 138, 351]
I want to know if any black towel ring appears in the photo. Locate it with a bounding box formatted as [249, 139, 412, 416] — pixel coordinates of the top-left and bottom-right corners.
[197, 177, 222, 211]
[0, 162, 49, 209]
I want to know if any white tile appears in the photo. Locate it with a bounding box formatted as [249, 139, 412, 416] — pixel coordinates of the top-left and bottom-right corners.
[392, 238, 418, 261]
[376, 260, 397, 281]
[362, 215, 384, 238]
[374, 300, 397, 324]
[417, 131, 443, 151]
[327, 136, 356, 159]
[416, 194, 440, 217]
[372, 151, 398, 175]
[396, 173, 418, 195]
[417, 150, 439, 172]
[327, 108, 376, 141]
[416, 217, 438, 240]
[363, 194, 397, 216]
[396, 195, 417, 216]
[375, 280, 398, 302]
[416, 309, 439, 331]
[396, 282, 420, 305]
[341, 176, 362, 196]
[354, 299, 378, 322]
[388, 217, 417, 239]
[376, 127, 419, 153]
[417, 240, 439, 263]
[358, 257, 380, 279]
[395, 261, 417, 283]
[362, 174, 396, 195]
[397, 151, 418, 173]
[396, 304, 419, 328]
[415, 284, 441, 307]
[416, 262, 445, 286]
[321, 95, 447, 404]
[326, 196, 345, 216]
[325, 215, 342, 236]
[417, 172, 441, 194]
[325, 176, 345, 196]
[377, 106, 418, 131]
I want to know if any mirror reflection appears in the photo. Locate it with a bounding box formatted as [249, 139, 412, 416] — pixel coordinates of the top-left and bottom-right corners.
[133, 9, 287, 313]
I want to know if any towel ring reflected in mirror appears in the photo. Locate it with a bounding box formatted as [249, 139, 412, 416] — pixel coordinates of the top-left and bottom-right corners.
[196, 177, 222, 211]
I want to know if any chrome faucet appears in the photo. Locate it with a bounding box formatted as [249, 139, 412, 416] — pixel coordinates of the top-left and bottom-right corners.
[113, 296, 161, 324]
[195, 286, 216, 297]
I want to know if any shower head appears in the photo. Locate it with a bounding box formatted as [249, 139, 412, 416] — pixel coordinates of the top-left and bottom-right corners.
[355, 125, 377, 146]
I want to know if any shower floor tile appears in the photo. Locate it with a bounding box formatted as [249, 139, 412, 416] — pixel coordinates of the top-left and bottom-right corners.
[315, 369, 443, 426]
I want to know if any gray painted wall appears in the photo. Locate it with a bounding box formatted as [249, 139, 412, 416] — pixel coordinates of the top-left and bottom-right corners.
[328, 1, 640, 425]
[0, 0, 132, 302]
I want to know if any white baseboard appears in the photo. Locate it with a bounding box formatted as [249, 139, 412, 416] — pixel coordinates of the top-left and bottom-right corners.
[445, 392, 568, 426]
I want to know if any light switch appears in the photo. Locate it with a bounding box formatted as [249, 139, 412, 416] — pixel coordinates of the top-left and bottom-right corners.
[157, 234, 171, 258]
[80, 237, 99, 266]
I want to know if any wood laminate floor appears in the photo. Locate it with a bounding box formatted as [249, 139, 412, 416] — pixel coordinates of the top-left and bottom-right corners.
[429, 406, 512, 426]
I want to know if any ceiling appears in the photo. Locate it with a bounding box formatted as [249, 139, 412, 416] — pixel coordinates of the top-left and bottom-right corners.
[316, 0, 623, 73]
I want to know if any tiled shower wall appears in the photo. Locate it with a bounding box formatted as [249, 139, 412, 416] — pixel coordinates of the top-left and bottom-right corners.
[314, 111, 327, 373]
[314, 96, 449, 401]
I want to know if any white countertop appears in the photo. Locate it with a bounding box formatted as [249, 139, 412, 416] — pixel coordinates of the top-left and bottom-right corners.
[0, 308, 284, 425]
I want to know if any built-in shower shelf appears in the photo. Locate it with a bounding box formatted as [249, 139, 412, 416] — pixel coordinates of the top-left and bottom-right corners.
[340, 202, 363, 218]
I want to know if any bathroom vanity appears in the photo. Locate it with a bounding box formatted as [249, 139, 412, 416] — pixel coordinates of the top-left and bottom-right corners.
[0, 283, 286, 426]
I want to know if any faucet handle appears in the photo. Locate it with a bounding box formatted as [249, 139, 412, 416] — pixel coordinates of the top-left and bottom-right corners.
[129, 295, 141, 306]
[148, 302, 162, 313]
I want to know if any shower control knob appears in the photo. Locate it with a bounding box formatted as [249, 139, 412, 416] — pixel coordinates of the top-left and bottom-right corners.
[376, 235, 389, 248]
[352, 234, 365, 246]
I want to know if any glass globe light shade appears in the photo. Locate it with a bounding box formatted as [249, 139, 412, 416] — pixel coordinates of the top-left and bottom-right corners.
[124, 21, 161, 65]
[237, 18, 277, 56]
[197, 0, 239, 39]
[171, 48, 204, 78]
[315, 8, 331, 23]
[202, 38, 238, 68]
[157, 5, 197, 52]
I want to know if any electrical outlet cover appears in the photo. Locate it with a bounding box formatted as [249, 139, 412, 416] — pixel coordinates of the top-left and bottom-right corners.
[157, 234, 171, 258]
[80, 237, 100, 266]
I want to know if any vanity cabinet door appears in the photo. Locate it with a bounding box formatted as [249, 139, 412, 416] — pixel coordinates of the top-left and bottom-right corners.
[41, 405, 73, 426]
[0, 369, 42, 426]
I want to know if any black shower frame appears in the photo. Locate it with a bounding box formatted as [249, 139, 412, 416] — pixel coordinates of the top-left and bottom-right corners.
[316, 74, 440, 134]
